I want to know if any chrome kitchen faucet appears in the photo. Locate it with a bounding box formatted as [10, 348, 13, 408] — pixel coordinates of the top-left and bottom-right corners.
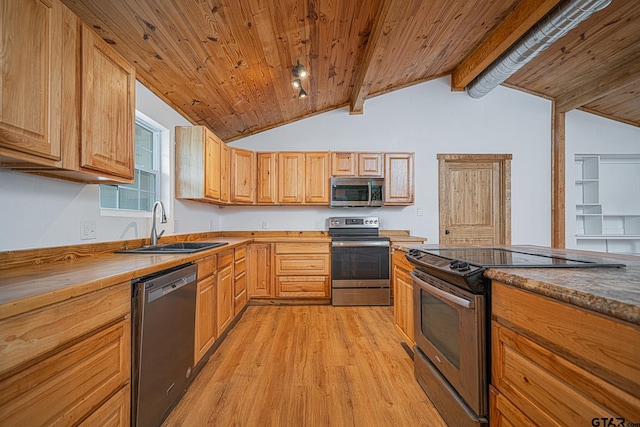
[150, 201, 167, 246]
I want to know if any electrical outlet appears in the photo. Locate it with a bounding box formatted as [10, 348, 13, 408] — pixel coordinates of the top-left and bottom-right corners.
[80, 220, 97, 240]
[209, 220, 214, 231]
[417, 208, 424, 216]
[261, 221, 268, 229]
[174, 220, 179, 232]
[315, 220, 321, 229]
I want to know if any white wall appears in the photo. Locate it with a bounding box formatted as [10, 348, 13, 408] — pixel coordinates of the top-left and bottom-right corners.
[565, 110, 640, 249]
[225, 76, 553, 245]
[2, 75, 587, 251]
[0, 82, 222, 251]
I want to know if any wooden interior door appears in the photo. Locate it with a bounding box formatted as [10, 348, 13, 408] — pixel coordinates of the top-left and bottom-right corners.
[438, 154, 511, 245]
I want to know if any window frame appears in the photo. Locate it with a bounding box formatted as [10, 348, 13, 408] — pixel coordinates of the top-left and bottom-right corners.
[99, 114, 162, 213]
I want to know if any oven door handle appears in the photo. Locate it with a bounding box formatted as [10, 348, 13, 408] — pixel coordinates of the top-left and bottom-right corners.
[410, 272, 474, 309]
[332, 241, 390, 247]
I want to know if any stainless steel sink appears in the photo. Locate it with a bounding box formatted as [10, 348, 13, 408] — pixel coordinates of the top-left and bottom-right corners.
[116, 241, 228, 254]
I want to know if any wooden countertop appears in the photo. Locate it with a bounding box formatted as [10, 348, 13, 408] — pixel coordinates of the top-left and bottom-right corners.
[393, 244, 640, 325]
[0, 230, 425, 321]
[0, 237, 252, 321]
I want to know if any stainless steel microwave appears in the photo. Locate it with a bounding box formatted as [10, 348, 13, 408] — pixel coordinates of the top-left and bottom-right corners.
[330, 177, 384, 207]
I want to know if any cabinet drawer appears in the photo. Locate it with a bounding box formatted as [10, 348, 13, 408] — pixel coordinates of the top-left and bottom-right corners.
[197, 254, 217, 279]
[234, 257, 246, 276]
[0, 282, 130, 376]
[492, 281, 640, 397]
[234, 245, 247, 260]
[218, 250, 234, 269]
[79, 383, 130, 427]
[234, 271, 247, 296]
[234, 289, 247, 313]
[275, 254, 330, 275]
[0, 319, 130, 426]
[275, 242, 329, 254]
[276, 276, 329, 297]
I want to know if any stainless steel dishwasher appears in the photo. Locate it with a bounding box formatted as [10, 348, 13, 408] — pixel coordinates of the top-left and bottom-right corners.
[132, 263, 197, 427]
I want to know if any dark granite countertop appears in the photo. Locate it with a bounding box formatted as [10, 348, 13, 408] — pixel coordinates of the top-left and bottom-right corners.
[393, 244, 640, 325]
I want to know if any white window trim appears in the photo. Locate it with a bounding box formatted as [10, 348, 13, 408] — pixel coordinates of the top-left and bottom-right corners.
[100, 111, 169, 218]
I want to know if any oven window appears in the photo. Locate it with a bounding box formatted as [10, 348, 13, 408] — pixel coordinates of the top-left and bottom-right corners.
[420, 289, 460, 369]
[332, 185, 369, 202]
[332, 246, 389, 280]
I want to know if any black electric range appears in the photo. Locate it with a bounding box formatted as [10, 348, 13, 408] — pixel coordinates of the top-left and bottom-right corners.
[405, 247, 626, 293]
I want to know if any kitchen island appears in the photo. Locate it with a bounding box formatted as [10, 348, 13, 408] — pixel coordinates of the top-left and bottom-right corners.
[392, 244, 640, 426]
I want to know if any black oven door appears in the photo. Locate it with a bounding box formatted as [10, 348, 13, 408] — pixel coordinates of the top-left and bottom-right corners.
[331, 240, 390, 287]
[411, 270, 487, 420]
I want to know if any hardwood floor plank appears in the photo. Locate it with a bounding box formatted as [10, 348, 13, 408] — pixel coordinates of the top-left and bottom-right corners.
[163, 305, 447, 426]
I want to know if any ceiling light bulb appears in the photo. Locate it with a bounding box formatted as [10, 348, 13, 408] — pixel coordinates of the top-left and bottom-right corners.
[298, 67, 308, 79]
[298, 88, 307, 98]
[292, 78, 301, 89]
[292, 60, 308, 79]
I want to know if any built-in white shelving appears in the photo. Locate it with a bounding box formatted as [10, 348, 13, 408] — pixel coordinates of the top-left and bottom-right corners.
[574, 154, 640, 255]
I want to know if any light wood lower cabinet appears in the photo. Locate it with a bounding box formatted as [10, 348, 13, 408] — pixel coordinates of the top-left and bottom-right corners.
[274, 242, 330, 298]
[0, 283, 131, 426]
[194, 255, 217, 365]
[217, 250, 235, 336]
[491, 281, 640, 426]
[248, 243, 273, 298]
[392, 248, 414, 345]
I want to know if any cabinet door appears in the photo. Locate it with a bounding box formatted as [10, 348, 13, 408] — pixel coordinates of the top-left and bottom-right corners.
[0, 0, 64, 163]
[385, 153, 414, 205]
[230, 148, 255, 203]
[217, 252, 234, 336]
[305, 152, 330, 204]
[393, 264, 414, 344]
[331, 152, 356, 176]
[205, 130, 221, 200]
[257, 152, 277, 204]
[220, 143, 230, 202]
[278, 152, 305, 203]
[358, 153, 383, 177]
[194, 275, 216, 365]
[248, 243, 273, 298]
[80, 25, 135, 180]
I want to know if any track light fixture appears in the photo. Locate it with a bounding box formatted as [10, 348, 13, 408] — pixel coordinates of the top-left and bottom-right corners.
[292, 60, 308, 79]
[291, 60, 309, 98]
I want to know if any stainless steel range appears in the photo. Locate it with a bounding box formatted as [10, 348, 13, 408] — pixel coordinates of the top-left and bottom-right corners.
[329, 216, 390, 306]
[405, 247, 626, 427]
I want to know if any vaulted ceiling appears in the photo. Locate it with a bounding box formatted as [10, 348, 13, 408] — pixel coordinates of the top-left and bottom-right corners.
[61, 0, 640, 142]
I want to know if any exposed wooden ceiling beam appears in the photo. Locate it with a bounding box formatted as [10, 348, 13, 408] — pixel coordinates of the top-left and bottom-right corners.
[555, 52, 640, 113]
[451, 0, 563, 91]
[349, 0, 395, 115]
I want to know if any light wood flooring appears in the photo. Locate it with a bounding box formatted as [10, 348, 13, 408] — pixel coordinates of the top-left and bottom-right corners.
[163, 305, 447, 426]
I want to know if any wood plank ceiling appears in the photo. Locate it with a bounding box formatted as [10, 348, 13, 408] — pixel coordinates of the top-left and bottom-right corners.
[61, 0, 640, 142]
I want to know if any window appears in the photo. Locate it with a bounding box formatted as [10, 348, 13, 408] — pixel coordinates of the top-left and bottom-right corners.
[100, 117, 161, 211]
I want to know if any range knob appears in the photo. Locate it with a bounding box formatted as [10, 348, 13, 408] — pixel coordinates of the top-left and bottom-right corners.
[449, 260, 461, 269]
[457, 262, 471, 272]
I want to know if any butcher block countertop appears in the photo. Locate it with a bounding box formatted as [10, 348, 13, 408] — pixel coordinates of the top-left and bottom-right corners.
[393, 244, 640, 326]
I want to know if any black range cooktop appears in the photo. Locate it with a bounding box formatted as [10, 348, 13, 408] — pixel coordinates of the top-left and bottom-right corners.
[405, 247, 626, 293]
[419, 248, 627, 268]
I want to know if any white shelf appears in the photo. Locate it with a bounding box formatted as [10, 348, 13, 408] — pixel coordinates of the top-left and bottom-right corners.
[574, 154, 640, 255]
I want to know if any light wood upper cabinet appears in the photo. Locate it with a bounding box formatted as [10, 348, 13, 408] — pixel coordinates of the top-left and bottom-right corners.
[220, 143, 230, 202]
[205, 132, 221, 199]
[0, 0, 64, 164]
[331, 152, 356, 176]
[257, 152, 277, 204]
[176, 126, 225, 203]
[305, 152, 330, 204]
[278, 152, 305, 204]
[358, 153, 383, 177]
[385, 153, 414, 205]
[230, 147, 256, 203]
[80, 25, 135, 180]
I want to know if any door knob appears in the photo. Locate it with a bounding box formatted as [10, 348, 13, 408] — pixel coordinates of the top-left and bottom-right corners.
[445, 230, 450, 234]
